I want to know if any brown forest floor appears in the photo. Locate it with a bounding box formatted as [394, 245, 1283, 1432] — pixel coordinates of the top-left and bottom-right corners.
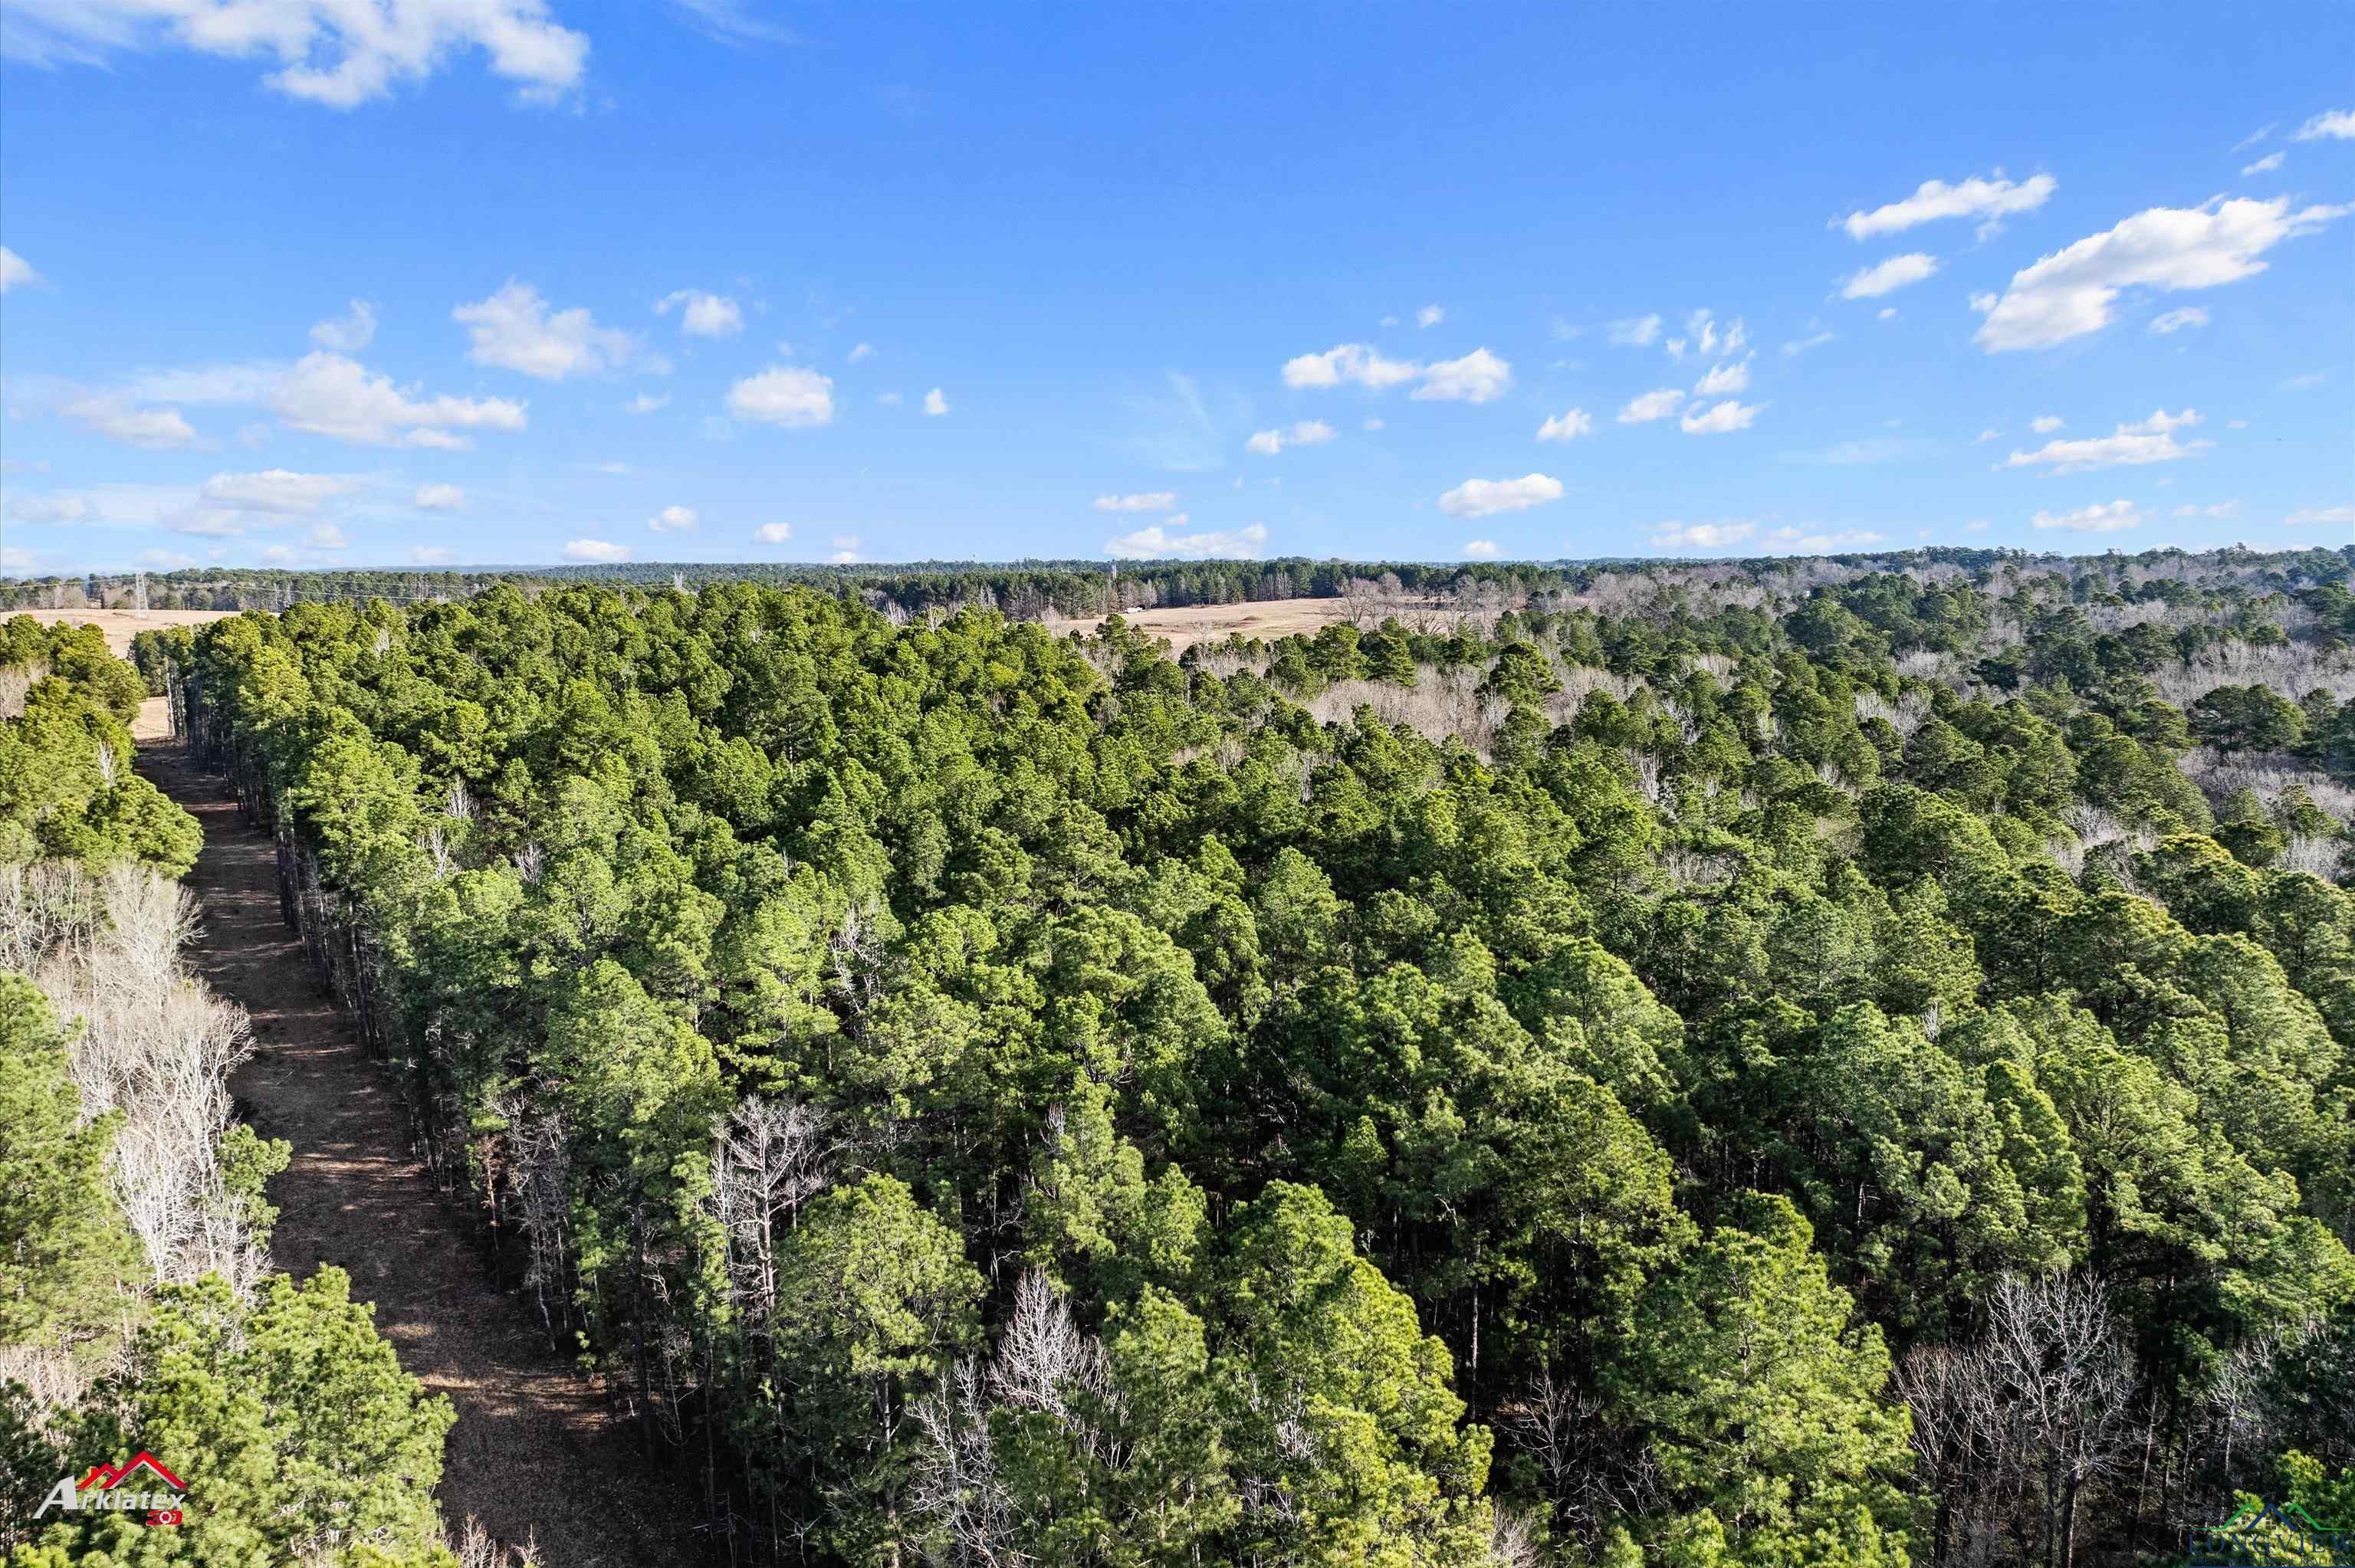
[137, 738, 703, 1567]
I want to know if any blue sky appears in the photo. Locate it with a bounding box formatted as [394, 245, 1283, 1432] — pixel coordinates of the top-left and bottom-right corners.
[2, 0, 2350, 575]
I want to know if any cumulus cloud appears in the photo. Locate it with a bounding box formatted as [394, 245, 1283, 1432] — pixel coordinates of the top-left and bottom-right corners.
[0, 0, 590, 108]
[1665, 310, 1745, 362]
[1840, 252, 1939, 299]
[1607, 314, 1663, 346]
[455, 281, 636, 379]
[1681, 399, 1760, 435]
[2294, 109, 2355, 141]
[1417, 304, 1446, 328]
[2150, 307, 2209, 334]
[564, 538, 630, 563]
[309, 299, 376, 351]
[1650, 520, 1755, 549]
[1413, 347, 1513, 402]
[1461, 540, 1499, 557]
[1246, 420, 1336, 455]
[1092, 492, 1178, 512]
[649, 504, 697, 533]
[1839, 172, 2057, 240]
[1437, 473, 1564, 519]
[413, 483, 465, 510]
[1976, 428, 2002, 443]
[199, 469, 354, 513]
[1618, 388, 1684, 424]
[2242, 152, 2286, 175]
[60, 394, 198, 449]
[273, 352, 527, 447]
[304, 522, 348, 550]
[1973, 197, 2347, 350]
[655, 289, 744, 337]
[847, 343, 874, 362]
[1536, 408, 1595, 442]
[1693, 358, 1752, 396]
[2031, 415, 2064, 433]
[626, 392, 671, 414]
[1282, 342, 1419, 390]
[2287, 504, 2354, 526]
[1104, 520, 1269, 559]
[1782, 330, 1836, 357]
[924, 387, 950, 416]
[1765, 525, 1886, 552]
[2031, 500, 2143, 532]
[0, 247, 41, 292]
[5, 494, 93, 523]
[728, 365, 836, 428]
[754, 522, 793, 543]
[2004, 409, 2209, 472]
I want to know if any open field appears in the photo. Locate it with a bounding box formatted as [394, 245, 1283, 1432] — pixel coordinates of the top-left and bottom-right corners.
[10, 605, 238, 658]
[1048, 596, 1451, 653]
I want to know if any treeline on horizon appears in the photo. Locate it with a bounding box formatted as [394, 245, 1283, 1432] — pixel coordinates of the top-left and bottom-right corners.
[14, 541, 2351, 624]
[7, 543, 2355, 1566]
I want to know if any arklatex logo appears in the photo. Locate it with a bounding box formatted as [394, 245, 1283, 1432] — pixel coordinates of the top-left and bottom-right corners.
[34, 1452, 186, 1526]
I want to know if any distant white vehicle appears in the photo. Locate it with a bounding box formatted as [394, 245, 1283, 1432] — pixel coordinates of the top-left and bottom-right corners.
[1122, 605, 1144, 614]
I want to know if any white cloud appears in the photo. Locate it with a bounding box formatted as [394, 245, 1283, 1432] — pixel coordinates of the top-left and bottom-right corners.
[411, 546, 453, 564]
[2173, 500, 2240, 518]
[2287, 504, 2354, 526]
[1246, 420, 1336, 455]
[2005, 409, 2209, 472]
[273, 352, 527, 447]
[754, 522, 793, 543]
[1618, 388, 1684, 424]
[1437, 473, 1564, 519]
[1877, 307, 1899, 321]
[1976, 428, 2002, 443]
[2031, 500, 2143, 533]
[120, 361, 286, 405]
[2031, 415, 2064, 433]
[728, 365, 836, 428]
[0, 247, 40, 292]
[564, 539, 631, 563]
[60, 394, 198, 449]
[413, 483, 464, 510]
[2294, 109, 2355, 141]
[1104, 520, 1269, 559]
[455, 281, 636, 379]
[5, 494, 92, 523]
[199, 469, 353, 513]
[1782, 330, 1835, 356]
[1607, 313, 1663, 346]
[655, 289, 744, 338]
[1413, 347, 1512, 403]
[1839, 172, 2057, 240]
[1841, 252, 1939, 299]
[1536, 408, 1595, 442]
[626, 392, 670, 414]
[1765, 525, 1887, 552]
[1362, 416, 1384, 431]
[1681, 399, 1761, 435]
[1092, 492, 1178, 512]
[848, 343, 874, 362]
[1693, 358, 1751, 396]
[2242, 151, 2286, 175]
[0, 0, 590, 108]
[924, 386, 950, 416]
[1650, 520, 1755, 549]
[1974, 197, 2347, 350]
[1461, 540, 1499, 558]
[1282, 342, 1420, 390]
[2150, 307, 2209, 334]
[309, 299, 376, 351]
[1417, 304, 1447, 329]
[304, 523, 348, 550]
[649, 504, 697, 533]
[1666, 310, 1745, 362]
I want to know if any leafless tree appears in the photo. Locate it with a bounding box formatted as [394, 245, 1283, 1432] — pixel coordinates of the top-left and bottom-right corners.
[711, 1094, 829, 1330]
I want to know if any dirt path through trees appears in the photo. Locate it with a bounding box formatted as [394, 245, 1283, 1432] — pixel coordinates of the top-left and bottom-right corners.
[138, 740, 702, 1567]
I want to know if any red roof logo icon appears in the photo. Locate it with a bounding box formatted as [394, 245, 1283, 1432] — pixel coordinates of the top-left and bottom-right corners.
[78, 1453, 184, 1493]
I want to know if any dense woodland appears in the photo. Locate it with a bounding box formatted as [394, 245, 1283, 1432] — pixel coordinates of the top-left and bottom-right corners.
[6, 545, 2355, 1566]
